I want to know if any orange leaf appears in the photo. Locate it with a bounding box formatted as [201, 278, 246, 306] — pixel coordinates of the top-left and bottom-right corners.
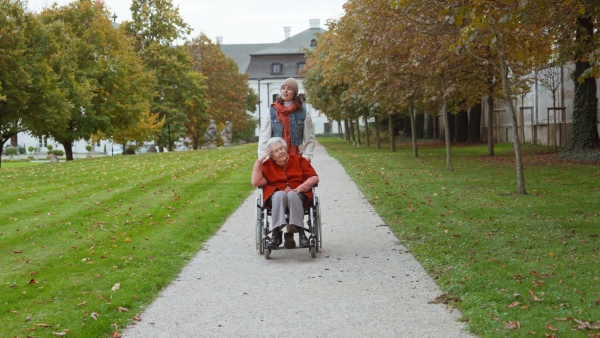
[505, 321, 520, 330]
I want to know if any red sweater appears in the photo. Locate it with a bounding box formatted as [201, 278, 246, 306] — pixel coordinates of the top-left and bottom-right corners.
[252, 154, 318, 204]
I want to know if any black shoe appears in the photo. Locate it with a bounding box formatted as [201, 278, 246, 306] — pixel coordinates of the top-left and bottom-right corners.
[298, 230, 310, 248]
[267, 228, 282, 248]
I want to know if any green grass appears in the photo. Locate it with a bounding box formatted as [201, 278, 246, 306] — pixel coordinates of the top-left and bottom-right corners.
[319, 137, 599, 337]
[0, 146, 256, 337]
[1, 161, 49, 168]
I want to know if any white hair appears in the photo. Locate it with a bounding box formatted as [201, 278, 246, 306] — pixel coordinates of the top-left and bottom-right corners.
[266, 137, 287, 150]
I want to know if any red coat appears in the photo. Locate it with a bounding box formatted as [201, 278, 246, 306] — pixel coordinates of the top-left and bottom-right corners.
[261, 154, 317, 205]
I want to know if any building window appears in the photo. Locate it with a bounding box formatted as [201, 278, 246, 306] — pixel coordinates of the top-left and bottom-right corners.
[297, 62, 305, 74]
[310, 39, 317, 47]
[271, 63, 282, 75]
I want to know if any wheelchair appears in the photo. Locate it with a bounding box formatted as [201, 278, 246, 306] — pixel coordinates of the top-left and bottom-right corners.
[255, 185, 321, 259]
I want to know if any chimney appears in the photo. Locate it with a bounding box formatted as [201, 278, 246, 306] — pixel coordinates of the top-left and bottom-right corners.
[216, 36, 223, 44]
[309, 19, 320, 29]
[284, 26, 291, 39]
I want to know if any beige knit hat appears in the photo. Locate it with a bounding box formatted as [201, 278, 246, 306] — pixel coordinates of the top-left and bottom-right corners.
[281, 78, 298, 95]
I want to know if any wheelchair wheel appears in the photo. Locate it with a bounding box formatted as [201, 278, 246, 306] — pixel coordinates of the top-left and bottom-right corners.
[257, 221, 264, 254]
[316, 199, 322, 249]
[310, 244, 316, 258]
[264, 249, 271, 259]
[311, 208, 319, 254]
[256, 197, 264, 254]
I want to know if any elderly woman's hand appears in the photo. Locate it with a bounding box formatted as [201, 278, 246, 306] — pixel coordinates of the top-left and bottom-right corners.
[258, 148, 272, 162]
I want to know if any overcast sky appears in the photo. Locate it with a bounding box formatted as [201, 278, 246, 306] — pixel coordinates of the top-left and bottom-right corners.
[25, 0, 347, 44]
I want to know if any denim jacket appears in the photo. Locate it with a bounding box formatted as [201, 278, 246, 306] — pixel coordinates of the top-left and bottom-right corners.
[258, 107, 315, 161]
[269, 106, 306, 147]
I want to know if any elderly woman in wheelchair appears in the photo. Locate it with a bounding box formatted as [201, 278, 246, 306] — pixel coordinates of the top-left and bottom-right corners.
[252, 137, 319, 250]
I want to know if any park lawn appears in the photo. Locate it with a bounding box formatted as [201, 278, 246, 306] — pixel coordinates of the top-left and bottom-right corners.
[1, 161, 49, 168]
[0, 145, 256, 337]
[319, 137, 599, 338]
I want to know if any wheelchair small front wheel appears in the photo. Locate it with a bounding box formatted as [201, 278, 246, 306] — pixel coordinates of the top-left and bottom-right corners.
[310, 246, 316, 258]
[264, 249, 271, 259]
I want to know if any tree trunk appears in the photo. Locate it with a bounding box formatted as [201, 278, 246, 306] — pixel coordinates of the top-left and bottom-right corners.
[467, 103, 482, 143]
[425, 115, 434, 139]
[349, 119, 356, 144]
[455, 107, 469, 142]
[63, 140, 74, 161]
[337, 120, 343, 139]
[344, 119, 351, 143]
[409, 99, 418, 158]
[487, 95, 495, 156]
[569, 16, 600, 150]
[498, 52, 526, 194]
[388, 113, 396, 152]
[374, 114, 381, 149]
[442, 93, 453, 172]
[364, 113, 370, 147]
[447, 110, 455, 142]
[355, 118, 361, 146]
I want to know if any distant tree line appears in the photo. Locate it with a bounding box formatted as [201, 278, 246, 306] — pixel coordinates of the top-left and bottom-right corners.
[0, 0, 259, 163]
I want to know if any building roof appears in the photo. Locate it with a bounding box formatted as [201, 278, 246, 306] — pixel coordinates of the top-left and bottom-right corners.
[219, 43, 274, 73]
[251, 27, 325, 55]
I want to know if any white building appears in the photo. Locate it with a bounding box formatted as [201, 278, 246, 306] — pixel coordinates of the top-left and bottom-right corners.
[219, 19, 340, 137]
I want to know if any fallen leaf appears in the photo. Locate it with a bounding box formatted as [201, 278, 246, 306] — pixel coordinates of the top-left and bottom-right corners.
[546, 323, 557, 331]
[507, 302, 520, 308]
[52, 332, 66, 336]
[529, 290, 542, 302]
[90, 312, 99, 320]
[573, 318, 600, 330]
[505, 321, 520, 330]
[117, 307, 129, 313]
[111, 283, 120, 291]
[112, 332, 122, 338]
[133, 314, 142, 322]
[35, 324, 52, 327]
[27, 279, 38, 284]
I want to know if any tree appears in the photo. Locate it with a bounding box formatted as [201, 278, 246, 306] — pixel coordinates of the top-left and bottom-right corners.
[142, 43, 207, 150]
[545, 1, 600, 150]
[569, 13, 600, 150]
[39, 0, 155, 161]
[450, 1, 556, 194]
[124, 0, 191, 51]
[110, 111, 165, 146]
[186, 34, 254, 148]
[124, 0, 206, 151]
[538, 64, 562, 108]
[0, 0, 71, 167]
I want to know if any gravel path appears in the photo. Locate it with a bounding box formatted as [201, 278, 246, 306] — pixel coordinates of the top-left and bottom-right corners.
[123, 143, 473, 337]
